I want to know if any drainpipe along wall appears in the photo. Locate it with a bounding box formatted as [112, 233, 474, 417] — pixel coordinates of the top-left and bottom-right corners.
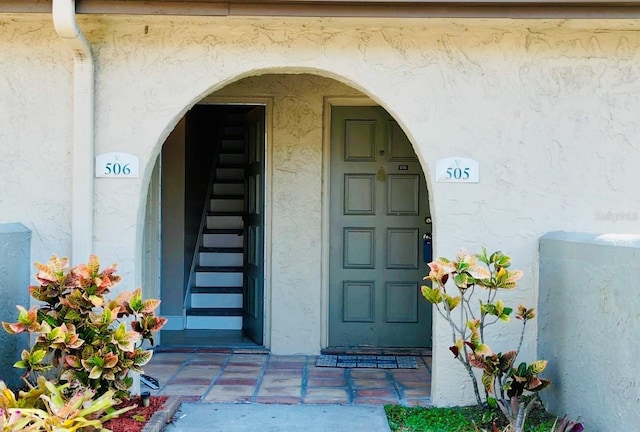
[52, 0, 94, 264]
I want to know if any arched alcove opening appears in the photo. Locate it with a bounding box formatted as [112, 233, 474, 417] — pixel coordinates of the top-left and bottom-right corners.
[140, 72, 435, 357]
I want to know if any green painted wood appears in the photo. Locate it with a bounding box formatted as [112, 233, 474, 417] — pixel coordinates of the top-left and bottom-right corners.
[242, 106, 266, 345]
[329, 106, 432, 348]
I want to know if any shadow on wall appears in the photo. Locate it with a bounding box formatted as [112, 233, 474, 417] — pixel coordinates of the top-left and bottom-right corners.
[539, 231, 640, 431]
[0, 223, 31, 390]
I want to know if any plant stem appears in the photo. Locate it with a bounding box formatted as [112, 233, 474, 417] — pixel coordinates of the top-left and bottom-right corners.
[462, 357, 483, 407]
[515, 320, 527, 360]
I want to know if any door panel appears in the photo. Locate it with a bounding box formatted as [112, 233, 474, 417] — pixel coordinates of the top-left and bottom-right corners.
[329, 106, 432, 348]
[242, 106, 265, 345]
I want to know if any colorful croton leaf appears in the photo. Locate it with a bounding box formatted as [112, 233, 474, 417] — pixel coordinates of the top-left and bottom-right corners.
[2, 254, 166, 399]
[1, 306, 41, 334]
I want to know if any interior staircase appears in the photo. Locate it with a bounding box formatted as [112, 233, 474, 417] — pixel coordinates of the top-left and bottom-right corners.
[185, 109, 247, 330]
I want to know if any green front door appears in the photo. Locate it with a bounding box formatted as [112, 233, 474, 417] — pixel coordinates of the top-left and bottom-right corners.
[329, 106, 432, 348]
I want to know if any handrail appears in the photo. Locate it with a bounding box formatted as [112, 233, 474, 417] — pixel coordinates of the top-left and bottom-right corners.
[182, 106, 230, 323]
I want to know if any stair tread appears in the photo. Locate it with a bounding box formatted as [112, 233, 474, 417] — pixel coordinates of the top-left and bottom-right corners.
[210, 194, 244, 199]
[203, 228, 244, 234]
[187, 308, 243, 317]
[220, 149, 245, 155]
[192, 286, 243, 294]
[217, 163, 245, 169]
[214, 179, 244, 185]
[200, 246, 243, 253]
[207, 211, 243, 217]
[196, 265, 243, 272]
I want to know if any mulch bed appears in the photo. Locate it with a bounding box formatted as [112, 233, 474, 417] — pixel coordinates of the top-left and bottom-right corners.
[103, 395, 168, 432]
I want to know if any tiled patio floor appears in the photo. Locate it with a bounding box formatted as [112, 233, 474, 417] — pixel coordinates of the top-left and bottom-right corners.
[144, 350, 432, 407]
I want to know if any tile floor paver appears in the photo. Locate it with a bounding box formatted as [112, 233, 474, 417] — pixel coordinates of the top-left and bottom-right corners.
[146, 350, 432, 406]
[307, 377, 346, 387]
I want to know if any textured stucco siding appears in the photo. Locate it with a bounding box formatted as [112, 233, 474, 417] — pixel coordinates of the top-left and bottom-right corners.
[539, 232, 640, 431]
[1, 14, 640, 405]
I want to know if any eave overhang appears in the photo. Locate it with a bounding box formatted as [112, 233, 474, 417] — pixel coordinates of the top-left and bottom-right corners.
[3, 0, 640, 18]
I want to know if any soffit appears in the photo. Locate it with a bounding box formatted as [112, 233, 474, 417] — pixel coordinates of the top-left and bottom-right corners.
[2, 0, 640, 18]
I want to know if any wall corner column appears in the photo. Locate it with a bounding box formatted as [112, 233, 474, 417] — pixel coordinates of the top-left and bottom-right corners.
[52, 0, 95, 264]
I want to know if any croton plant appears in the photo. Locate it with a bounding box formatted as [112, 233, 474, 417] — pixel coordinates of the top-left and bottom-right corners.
[2, 255, 166, 399]
[422, 249, 550, 432]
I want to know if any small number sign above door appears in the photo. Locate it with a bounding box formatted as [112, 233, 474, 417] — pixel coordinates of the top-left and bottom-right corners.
[95, 152, 139, 178]
[435, 157, 479, 183]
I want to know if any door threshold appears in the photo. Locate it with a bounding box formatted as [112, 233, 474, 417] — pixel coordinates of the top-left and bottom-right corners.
[322, 347, 432, 356]
[154, 346, 269, 354]
[157, 329, 264, 351]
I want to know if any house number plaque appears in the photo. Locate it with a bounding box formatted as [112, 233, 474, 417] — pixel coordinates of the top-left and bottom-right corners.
[435, 157, 479, 183]
[95, 152, 140, 178]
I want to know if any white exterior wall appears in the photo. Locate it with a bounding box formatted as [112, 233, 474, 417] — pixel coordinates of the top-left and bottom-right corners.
[539, 232, 640, 431]
[1, 14, 639, 406]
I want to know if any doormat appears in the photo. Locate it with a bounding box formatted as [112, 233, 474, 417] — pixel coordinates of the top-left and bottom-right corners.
[315, 355, 418, 369]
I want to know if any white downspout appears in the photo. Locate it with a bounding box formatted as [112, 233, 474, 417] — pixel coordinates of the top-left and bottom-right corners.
[52, 0, 94, 264]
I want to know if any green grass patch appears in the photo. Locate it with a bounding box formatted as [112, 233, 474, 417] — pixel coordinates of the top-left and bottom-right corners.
[385, 402, 557, 432]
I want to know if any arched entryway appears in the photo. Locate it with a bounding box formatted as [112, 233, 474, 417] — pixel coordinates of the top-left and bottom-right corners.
[142, 73, 434, 353]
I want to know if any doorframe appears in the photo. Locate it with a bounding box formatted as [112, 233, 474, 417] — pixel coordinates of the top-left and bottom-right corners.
[198, 95, 274, 349]
[321, 96, 380, 349]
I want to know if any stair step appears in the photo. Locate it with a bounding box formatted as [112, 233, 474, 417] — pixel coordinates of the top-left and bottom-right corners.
[210, 199, 244, 212]
[191, 292, 242, 308]
[217, 163, 245, 169]
[199, 251, 243, 267]
[226, 113, 246, 122]
[206, 214, 243, 229]
[208, 211, 243, 216]
[215, 178, 244, 184]
[220, 148, 245, 155]
[219, 153, 245, 165]
[211, 193, 244, 199]
[203, 228, 243, 235]
[199, 246, 243, 253]
[224, 126, 245, 136]
[185, 309, 242, 330]
[187, 307, 243, 317]
[216, 167, 244, 180]
[196, 266, 243, 272]
[196, 270, 242, 287]
[203, 232, 243, 248]
[221, 140, 245, 152]
[192, 286, 243, 294]
[213, 183, 244, 195]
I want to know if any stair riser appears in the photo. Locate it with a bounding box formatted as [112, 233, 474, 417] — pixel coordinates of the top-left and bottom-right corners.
[210, 199, 243, 212]
[199, 252, 243, 267]
[225, 126, 245, 136]
[191, 293, 242, 308]
[219, 154, 245, 165]
[203, 234, 243, 248]
[196, 272, 242, 286]
[213, 183, 244, 195]
[221, 141, 244, 153]
[186, 315, 242, 330]
[216, 168, 244, 180]
[206, 215, 243, 229]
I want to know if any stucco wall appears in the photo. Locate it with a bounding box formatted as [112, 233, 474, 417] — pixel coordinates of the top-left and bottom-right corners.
[0, 223, 31, 390]
[1, 14, 640, 405]
[539, 232, 640, 430]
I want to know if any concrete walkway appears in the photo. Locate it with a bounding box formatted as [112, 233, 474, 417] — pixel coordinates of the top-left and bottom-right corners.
[164, 403, 392, 432]
[144, 350, 431, 431]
